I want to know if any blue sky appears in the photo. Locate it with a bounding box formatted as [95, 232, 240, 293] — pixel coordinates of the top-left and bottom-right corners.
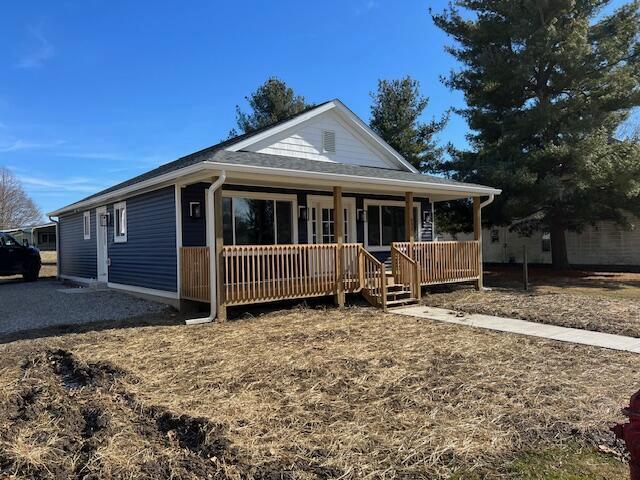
[0, 0, 633, 215]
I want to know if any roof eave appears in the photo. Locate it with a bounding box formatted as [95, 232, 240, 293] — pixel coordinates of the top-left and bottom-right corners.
[49, 161, 500, 217]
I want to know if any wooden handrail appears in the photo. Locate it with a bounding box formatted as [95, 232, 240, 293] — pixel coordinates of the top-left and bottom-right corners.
[391, 245, 420, 301]
[393, 240, 480, 286]
[359, 246, 387, 311]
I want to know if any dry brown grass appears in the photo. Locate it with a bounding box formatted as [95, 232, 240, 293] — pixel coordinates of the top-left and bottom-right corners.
[0, 306, 637, 478]
[425, 285, 640, 338]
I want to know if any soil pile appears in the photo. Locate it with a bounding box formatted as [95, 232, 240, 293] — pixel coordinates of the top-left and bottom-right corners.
[0, 349, 337, 479]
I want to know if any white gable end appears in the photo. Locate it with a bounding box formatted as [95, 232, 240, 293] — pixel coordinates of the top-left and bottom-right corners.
[243, 110, 400, 170]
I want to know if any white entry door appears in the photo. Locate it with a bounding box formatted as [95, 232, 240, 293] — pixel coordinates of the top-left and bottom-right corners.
[307, 196, 356, 244]
[96, 206, 108, 282]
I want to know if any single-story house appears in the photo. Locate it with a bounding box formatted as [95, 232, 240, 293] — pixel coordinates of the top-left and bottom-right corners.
[1, 222, 57, 251]
[49, 100, 501, 321]
[443, 218, 640, 268]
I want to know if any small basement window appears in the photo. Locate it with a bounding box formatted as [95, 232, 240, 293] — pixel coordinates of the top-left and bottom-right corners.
[83, 211, 91, 240]
[114, 201, 127, 243]
[322, 130, 336, 153]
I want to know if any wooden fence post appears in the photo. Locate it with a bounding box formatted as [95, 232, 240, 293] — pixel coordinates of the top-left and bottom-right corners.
[523, 245, 529, 291]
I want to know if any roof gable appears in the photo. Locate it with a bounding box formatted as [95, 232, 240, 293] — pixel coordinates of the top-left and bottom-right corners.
[226, 100, 418, 173]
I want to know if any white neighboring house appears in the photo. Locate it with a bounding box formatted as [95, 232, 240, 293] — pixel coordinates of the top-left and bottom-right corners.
[442, 217, 640, 267]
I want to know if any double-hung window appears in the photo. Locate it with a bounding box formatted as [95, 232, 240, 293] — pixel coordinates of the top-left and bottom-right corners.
[113, 201, 127, 243]
[365, 202, 420, 250]
[83, 211, 91, 240]
[222, 193, 296, 245]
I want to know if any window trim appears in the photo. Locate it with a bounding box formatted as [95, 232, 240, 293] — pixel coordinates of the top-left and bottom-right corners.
[83, 211, 91, 240]
[113, 201, 127, 243]
[222, 191, 298, 245]
[364, 199, 421, 252]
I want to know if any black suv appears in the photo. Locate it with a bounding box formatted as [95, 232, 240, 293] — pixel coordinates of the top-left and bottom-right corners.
[0, 232, 41, 281]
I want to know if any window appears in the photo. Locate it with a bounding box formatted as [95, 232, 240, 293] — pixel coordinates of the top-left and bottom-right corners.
[222, 195, 295, 245]
[366, 203, 419, 249]
[114, 202, 127, 243]
[83, 211, 91, 240]
[189, 202, 201, 218]
[311, 207, 350, 244]
[0, 234, 19, 247]
[322, 130, 336, 153]
[491, 229, 500, 243]
[542, 233, 551, 252]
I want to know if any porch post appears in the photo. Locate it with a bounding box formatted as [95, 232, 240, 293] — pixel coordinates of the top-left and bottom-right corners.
[334, 186, 345, 307]
[214, 186, 227, 320]
[405, 192, 414, 253]
[473, 196, 483, 290]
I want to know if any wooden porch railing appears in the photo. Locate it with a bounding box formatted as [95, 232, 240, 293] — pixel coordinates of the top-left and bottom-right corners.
[359, 247, 387, 311]
[393, 240, 481, 285]
[222, 243, 362, 306]
[181, 241, 481, 306]
[391, 246, 420, 300]
[180, 247, 210, 302]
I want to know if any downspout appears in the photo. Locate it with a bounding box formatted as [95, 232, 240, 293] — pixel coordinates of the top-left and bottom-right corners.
[186, 171, 226, 325]
[48, 215, 60, 280]
[480, 194, 495, 209]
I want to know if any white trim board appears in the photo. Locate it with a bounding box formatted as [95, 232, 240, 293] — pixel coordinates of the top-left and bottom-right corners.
[49, 160, 500, 217]
[59, 274, 97, 285]
[107, 282, 179, 299]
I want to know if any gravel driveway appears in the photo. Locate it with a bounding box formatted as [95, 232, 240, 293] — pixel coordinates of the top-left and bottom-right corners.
[0, 279, 169, 336]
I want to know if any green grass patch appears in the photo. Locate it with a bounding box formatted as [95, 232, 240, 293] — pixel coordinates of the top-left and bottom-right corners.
[506, 444, 627, 479]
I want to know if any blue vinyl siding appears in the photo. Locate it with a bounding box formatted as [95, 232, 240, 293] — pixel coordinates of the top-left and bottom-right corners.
[181, 183, 207, 247]
[107, 186, 177, 292]
[59, 210, 97, 279]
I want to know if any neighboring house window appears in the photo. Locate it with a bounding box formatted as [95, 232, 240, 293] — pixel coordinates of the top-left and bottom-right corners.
[365, 202, 419, 249]
[491, 229, 499, 243]
[542, 232, 551, 252]
[83, 211, 91, 240]
[322, 130, 336, 153]
[222, 194, 295, 245]
[114, 201, 127, 243]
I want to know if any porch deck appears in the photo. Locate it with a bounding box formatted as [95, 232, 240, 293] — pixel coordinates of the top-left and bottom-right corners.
[180, 241, 481, 310]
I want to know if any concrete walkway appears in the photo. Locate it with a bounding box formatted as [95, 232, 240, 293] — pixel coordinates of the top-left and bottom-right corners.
[394, 305, 640, 353]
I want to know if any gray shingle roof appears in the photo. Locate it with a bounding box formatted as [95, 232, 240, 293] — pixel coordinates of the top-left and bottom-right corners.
[207, 150, 491, 189]
[54, 101, 498, 213]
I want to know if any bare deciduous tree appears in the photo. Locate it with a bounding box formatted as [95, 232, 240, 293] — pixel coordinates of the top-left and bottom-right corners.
[0, 167, 43, 229]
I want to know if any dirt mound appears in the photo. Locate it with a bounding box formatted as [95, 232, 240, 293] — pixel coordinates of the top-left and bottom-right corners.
[0, 349, 337, 479]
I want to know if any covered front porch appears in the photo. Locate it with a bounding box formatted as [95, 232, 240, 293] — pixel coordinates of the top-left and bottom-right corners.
[177, 176, 488, 318]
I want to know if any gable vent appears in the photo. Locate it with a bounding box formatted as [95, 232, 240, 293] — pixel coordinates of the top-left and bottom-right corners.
[322, 130, 336, 153]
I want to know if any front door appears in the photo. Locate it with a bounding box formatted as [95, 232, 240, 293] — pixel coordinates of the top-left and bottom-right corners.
[307, 197, 356, 245]
[96, 206, 108, 282]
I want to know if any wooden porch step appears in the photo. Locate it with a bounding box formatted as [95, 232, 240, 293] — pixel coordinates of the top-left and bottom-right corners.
[386, 298, 419, 308]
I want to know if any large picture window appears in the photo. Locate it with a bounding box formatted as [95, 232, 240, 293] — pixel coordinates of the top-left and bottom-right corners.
[366, 202, 419, 249]
[222, 194, 295, 245]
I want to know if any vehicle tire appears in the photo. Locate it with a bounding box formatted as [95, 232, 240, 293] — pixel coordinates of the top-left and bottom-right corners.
[23, 264, 40, 282]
